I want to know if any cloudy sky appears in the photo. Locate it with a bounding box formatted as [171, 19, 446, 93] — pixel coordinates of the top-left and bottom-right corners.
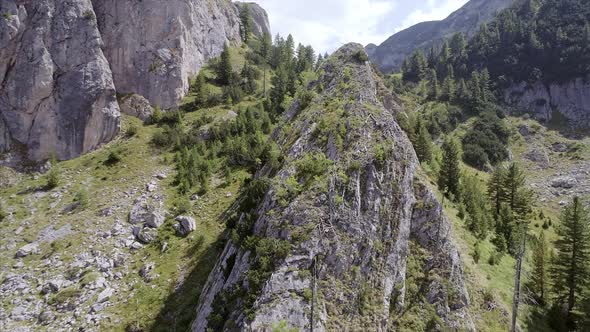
[249, 0, 468, 53]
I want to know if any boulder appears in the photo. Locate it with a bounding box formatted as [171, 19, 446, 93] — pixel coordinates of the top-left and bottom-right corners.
[140, 262, 157, 283]
[552, 143, 568, 153]
[41, 280, 62, 295]
[38, 311, 55, 325]
[119, 94, 154, 122]
[523, 148, 550, 168]
[129, 199, 165, 228]
[96, 287, 113, 303]
[174, 216, 196, 236]
[15, 243, 39, 258]
[551, 176, 578, 189]
[137, 228, 158, 244]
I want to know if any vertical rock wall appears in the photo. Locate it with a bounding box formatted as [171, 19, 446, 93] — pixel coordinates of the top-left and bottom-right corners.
[0, 0, 120, 162]
[92, 0, 243, 109]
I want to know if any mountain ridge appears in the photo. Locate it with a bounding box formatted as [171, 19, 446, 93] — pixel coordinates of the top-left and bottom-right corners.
[369, 0, 515, 73]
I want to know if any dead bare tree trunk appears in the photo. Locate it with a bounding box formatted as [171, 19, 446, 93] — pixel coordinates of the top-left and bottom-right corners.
[511, 222, 527, 332]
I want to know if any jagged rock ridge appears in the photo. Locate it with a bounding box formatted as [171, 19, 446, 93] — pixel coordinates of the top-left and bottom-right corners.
[191, 44, 472, 331]
[0, 0, 120, 162]
[369, 0, 514, 73]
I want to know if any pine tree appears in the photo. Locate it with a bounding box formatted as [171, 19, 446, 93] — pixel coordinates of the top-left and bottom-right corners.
[239, 4, 252, 42]
[241, 62, 257, 95]
[441, 76, 455, 101]
[427, 68, 439, 99]
[218, 44, 232, 85]
[531, 231, 548, 305]
[259, 33, 273, 64]
[503, 163, 527, 212]
[285, 34, 295, 64]
[449, 32, 467, 60]
[316, 53, 324, 71]
[403, 50, 427, 83]
[413, 119, 432, 163]
[480, 68, 493, 104]
[456, 78, 470, 104]
[438, 137, 461, 200]
[193, 72, 209, 108]
[270, 65, 288, 113]
[461, 175, 492, 239]
[550, 197, 590, 326]
[271, 34, 284, 69]
[488, 165, 507, 219]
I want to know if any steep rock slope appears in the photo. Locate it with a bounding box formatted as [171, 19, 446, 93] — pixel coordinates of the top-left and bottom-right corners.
[235, 2, 271, 37]
[191, 44, 471, 331]
[92, 0, 269, 109]
[504, 76, 590, 129]
[0, 0, 120, 162]
[369, 0, 514, 73]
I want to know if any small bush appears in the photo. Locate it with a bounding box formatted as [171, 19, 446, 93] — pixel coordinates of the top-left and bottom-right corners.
[105, 150, 122, 166]
[488, 250, 503, 266]
[74, 190, 89, 210]
[158, 111, 183, 127]
[354, 50, 369, 63]
[0, 203, 7, 221]
[472, 243, 481, 264]
[126, 123, 139, 137]
[46, 167, 60, 189]
[150, 106, 163, 124]
[457, 203, 466, 220]
[173, 197, 192, 215]
[82, 10, 94, 20]
[298, 90, 316, 110]
[295, 152, 333, 186]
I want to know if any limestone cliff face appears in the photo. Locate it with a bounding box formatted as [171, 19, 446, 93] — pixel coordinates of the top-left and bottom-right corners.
[235, 2, 271, 38]
[504, 77, 590, 128]
[191, 44, 471, 331]
[92, 0, 269, 109]
[0, 0, 120, 162]
[0, 0, 270, 162]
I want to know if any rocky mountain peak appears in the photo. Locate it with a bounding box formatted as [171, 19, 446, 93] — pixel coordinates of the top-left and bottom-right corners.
[190, 42, 471, 332]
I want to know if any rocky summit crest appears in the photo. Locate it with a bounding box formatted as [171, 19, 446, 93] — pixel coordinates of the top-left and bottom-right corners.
[191, 43, 472, 332]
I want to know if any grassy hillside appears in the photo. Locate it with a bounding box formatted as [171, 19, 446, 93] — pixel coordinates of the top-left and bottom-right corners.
[0, 43, 274, 332]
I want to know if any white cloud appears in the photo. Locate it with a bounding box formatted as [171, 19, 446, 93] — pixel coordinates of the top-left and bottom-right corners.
[248, 0, 468, 53]
[394, 0, 468, 32]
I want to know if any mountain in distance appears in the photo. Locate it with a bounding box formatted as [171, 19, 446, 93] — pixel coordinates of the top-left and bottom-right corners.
[369, 0, 515, 73]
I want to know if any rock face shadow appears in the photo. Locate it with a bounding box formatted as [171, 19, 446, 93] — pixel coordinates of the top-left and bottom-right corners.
[147, 233, 226, 332]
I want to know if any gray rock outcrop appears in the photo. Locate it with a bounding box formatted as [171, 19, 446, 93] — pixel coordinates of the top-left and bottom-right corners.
[174, 216, 196, 236]
[504, 77, 590, 128]
[191, 44, 471, 332]
[235, 2, 271, 37]
[0, 0, 121, 162]
[129, 197, 165, 228]
[0, 0, 271, 163]
[119, 94, 154, 122]
[92, 0, 269, 109]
